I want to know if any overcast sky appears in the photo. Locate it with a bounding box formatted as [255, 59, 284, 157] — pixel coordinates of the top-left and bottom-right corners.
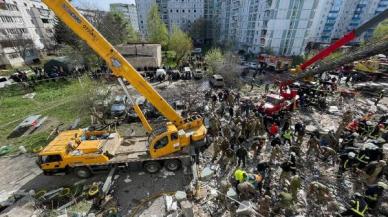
[72, 0, 136, 11]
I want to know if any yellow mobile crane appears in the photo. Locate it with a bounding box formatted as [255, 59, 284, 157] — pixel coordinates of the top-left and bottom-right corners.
[38, 0, 206, 178]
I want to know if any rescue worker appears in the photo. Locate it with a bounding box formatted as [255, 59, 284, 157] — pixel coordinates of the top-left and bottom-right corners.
[252, 136, 265, 158]
[308, 181, 334, 204]
[211, 136, 222, 162]
[294, 122, 306, 144]
[236, 145, 248, 167]
[306, 132, 321, 159]
[364, 182, 387, 209]
[355, 151, 370, 169]
[338, 152, 357, 175]
[237, 180, 257, 200]
[270, 143, 283, 164]
[289, 175, 301, 201]
[268, 122, 279, 138]
[233, 168, 247, 193]
[340, 193, 368, 217]
[374, 90, 384, 106]
[209, 114, 221, 136]
[282, 128, 293, 146]
[363, 160, 386, 184]
[219, 180, 231, 206]
[320, 146, 338, 166]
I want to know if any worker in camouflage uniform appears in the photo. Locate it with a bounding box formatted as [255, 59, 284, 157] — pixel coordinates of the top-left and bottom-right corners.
[306, 132, 321, 160]
[209, 114, 221, 137]
[289, 175, 301, 201]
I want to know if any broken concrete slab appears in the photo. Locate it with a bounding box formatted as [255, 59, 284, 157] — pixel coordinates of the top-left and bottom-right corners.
[180, 200, 194, 217]
[165, 195, 173, 212]
[236, 200, 256, 216]
[175, 191, 187, 202]
[139, 196, 166, 217]
[200, 167, 214, 181]
[226, 187, 237, 200]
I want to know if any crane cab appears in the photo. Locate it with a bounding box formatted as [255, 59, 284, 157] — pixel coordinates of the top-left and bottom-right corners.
[148, 120, 207, 158]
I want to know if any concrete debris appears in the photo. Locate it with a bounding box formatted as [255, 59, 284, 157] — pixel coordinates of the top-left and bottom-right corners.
[139, 196, 166, 217]
[226, 187, 237, 200]
[175, 191, 187, 202]
[22, 92, 36, 99]
[236, 200, 256, 216]
[124, 175, 132, 183]
[180, 200, 194, 217]
[165, 195, 173, 211]
[200, 167, 214, 181]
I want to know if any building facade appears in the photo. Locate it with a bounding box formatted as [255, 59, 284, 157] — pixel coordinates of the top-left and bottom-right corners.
[217, 0, 318, 56]
[135, 0, 205, 36]
[314, 0, 388, 43]
[0, 0, 55, 68]
[110, 3, 139, 32]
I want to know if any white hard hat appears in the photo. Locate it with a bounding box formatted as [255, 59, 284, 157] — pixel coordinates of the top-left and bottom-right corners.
[348, 152, 356, 159]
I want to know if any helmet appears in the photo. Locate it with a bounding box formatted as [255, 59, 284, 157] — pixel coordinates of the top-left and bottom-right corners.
[352, 132, 359, 137]
[354, 192, 362, 197]
[348, 152, 356, 159]
[377, 182, 388, 190]
[366, 121, 373, 125]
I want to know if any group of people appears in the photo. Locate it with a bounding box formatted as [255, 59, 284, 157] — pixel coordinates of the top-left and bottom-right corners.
[205, 79, 387, 216]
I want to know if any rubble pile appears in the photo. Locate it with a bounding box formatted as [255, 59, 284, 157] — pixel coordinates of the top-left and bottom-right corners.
[134, 74, 388, 217]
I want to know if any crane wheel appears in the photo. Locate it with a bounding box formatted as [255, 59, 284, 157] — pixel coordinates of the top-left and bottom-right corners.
[164, 159, 181, 171]
[143, 161, 161, 174]
[74, 167, 92, 179]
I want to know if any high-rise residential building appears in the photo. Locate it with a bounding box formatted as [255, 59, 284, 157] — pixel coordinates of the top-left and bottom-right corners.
[0, 0, 56, 67]
[218, 0, 319, 56]
[135, 0, 154, 37]
[110, 3, 139, 32]
[314, 0, 387, 43]
[135, 0, 204, 37]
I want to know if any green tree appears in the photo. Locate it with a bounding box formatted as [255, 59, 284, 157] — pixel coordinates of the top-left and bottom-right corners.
[147, 3, 169, 47]
[372, 19, 388, 41]
[204, 48, 223, 74]
[98, 12, 139, 45]
[54, 11, 139, 68]
[168, 25, 193, 66]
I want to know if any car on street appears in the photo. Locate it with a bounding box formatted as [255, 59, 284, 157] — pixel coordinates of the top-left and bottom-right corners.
[193, 69, 204, 80]
[249, 62, 258, 69]
[209, 74, 225, 88]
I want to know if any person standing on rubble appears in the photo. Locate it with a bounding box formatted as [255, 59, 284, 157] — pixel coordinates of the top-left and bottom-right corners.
[282, 127, 294, 146]
[363, 160, 386, 184]
[374, 90, 384, 106]
[209, 114, 221, 137]
[364, 182, 387, 209]
[294, 122, 306, 144]
[236, 145, 248, 168]
[306, 131, 321, 160]
[252, 136, 266, 158]
[211, 136, 222, 162]
[268, 122, 279, 138]
[340, 193, 368, 217]
[289, 175, 301, 201]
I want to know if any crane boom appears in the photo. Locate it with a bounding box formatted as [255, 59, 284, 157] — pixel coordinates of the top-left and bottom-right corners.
[43, 0, 184, 126]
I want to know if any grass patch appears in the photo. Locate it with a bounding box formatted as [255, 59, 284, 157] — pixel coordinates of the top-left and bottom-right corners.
[0, 76, 103, 153]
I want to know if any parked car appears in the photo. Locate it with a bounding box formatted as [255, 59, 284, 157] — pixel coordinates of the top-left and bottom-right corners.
[168, 69, 181, 80]
[249, 62, 258, 69]
[110, 95, 129, 118]
[209, 74, 225, 88]
[155, 68, 167, 81]
[183, 67, 192, 79]
[0, 76, 13, 88]
[193, 69, 203, 80]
